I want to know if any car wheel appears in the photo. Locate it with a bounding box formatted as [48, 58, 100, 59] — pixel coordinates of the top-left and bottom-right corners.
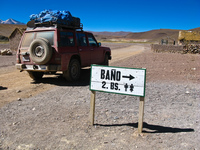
[27, 71, 44, 80]
[63, 59, 81, 81]
[29, 38, 52, 65]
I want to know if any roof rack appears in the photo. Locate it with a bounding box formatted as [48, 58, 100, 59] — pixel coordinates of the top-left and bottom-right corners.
[27, 20, 83, 31]
[55, 23, 83, 30]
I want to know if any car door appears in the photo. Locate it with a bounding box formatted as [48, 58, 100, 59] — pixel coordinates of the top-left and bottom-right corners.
[58, 31, 76, 53]
[76, 33, 90, 66]
[87, 33, 104, 64]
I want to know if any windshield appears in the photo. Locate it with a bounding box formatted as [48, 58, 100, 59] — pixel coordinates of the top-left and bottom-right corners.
[21, 31, 54, 47]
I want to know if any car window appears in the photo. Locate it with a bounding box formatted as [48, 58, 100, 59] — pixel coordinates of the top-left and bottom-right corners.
[59, 32, 74, 47]
[21, 32, 35, 47]
[36, 31, 54, 45]
[77, 33, 87, 46]
[88, 34, 97, 46]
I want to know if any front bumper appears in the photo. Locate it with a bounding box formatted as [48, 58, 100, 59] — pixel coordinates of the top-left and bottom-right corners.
[16, 64, 61, 72]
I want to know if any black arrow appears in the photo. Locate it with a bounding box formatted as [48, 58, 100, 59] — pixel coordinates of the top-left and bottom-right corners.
[122, 74, 135, 80]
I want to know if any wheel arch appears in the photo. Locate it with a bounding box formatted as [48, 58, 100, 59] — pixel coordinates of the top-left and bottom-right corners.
[61, 54, 81, 71]
[105, 51, 111, 60]
[70, 55, 81, 65]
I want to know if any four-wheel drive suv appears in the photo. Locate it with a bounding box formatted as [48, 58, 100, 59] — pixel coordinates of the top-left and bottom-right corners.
[16, 26, 111, 81]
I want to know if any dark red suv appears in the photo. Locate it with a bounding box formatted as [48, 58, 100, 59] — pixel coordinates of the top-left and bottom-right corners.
[16, 25, 111, 81]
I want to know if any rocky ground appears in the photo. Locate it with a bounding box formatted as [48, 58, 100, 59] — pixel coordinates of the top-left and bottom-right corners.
[0, 43, 199, 150]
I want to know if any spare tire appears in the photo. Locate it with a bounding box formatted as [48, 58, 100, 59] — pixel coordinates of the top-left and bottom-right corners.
[29, 38, 52, 65]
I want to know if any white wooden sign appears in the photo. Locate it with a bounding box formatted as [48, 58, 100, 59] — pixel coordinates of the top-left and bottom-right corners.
[90, 65, 146, 97]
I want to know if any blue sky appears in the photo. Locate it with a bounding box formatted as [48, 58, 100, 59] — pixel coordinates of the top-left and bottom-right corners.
[0, 0, 199, 32]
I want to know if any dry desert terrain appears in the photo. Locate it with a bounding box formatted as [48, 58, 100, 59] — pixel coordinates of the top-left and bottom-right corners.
[0, 43, 199, 150]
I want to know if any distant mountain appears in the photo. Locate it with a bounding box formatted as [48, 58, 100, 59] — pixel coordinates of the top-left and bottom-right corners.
[0, 24, 27, 37]
[125, 29, 180, 41]
[0, 18, 25, 25]
[190, 27, 200, 31]
[92, 27, 199, 43]
[125, 28, 200, 42]
[90, 31, 132, 36]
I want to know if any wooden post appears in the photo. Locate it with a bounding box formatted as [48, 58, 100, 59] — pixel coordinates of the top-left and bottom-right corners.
[138, 96, 145, 133]
[90, 90, 96, 125]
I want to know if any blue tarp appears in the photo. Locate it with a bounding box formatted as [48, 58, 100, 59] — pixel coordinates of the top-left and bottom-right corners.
[30, 10, 73, 25]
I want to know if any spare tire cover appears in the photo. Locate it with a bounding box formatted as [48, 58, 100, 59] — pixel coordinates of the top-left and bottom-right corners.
[29, 38, 52, 65]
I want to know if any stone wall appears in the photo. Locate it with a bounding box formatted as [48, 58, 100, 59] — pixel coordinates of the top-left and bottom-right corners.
[151, 44, 184, 53]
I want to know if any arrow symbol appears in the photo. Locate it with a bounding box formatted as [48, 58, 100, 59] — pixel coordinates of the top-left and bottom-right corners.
[122, 74, 135, 80]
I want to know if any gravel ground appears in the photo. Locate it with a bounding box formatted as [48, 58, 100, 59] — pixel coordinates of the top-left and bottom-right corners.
[0, 81, 199, 149]
[0, 43, 199, 149]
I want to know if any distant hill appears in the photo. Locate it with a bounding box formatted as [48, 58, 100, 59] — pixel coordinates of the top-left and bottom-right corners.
[190, 27, 200, 31]
[0, 24, 26, 37]
[94, 27, 200, 42]
[0, 18, 25, 25]
[126, 28, 200, 42]
[90, 31, 132, 36]
[0, 23, 199, 43]
[125, 29, 180, 42]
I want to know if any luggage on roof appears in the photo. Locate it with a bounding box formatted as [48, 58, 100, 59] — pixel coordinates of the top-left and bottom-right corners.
[28, 10, 82, 29]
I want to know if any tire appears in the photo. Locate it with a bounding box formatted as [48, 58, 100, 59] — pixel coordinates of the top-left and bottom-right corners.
[29, 38, 52, 65]
[63, 59, 81, 81]
[103, 54, 109, 66]
[27, 71, 44, 80]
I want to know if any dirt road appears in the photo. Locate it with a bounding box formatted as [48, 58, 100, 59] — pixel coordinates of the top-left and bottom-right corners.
[0, 43, 199, 149]
[110, 44, 147, 64]
[0, 43, 145, 108]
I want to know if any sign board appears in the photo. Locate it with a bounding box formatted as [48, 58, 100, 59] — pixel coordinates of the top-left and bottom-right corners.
[90, 65, 146, 97]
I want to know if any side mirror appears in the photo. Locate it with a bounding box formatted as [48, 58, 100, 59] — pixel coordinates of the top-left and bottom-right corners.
[98, 42, 101, 47]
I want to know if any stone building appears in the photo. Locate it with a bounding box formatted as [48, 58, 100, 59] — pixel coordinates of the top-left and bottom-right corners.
[178, 31, 200, 45]
[9, 28, 26, 51]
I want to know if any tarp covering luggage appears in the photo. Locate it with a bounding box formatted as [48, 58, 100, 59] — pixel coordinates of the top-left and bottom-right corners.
[29, 10, 81, 28]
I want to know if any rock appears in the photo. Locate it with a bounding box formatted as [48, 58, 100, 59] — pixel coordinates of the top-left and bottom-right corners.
[185, 91, 190, 94]
[17, 98, 22, 101]
[0, 49, 12, 55]
[114, 116, 119, 120]
[16, 90, 21, 93]
[13, 122, 19, 125]
[191, 68, 196, 71]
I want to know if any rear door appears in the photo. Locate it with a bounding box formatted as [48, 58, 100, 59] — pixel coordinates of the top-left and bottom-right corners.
[58, 31, 76, 53]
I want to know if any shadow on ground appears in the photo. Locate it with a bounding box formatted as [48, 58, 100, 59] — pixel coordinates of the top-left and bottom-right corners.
[0, 86, 7, 90]
[31, 68, 91, 86]
[95, 122, 194, 133]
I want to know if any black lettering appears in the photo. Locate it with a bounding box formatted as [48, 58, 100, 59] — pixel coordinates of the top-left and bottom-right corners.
[111, 69, 116, 81]
[101, 69, 121, 81]
[101, 69, 105, 79]
[115, 83, 118, 90]
[110, 82, 119, 90]
[116, 71, 121, 81]
[102, 81, 106, 88]
[105, 70, 110, 80]
[110, 82, 114, 90]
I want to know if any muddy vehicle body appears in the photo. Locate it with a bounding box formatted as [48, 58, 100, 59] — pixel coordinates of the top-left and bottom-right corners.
[16, 25, 111, 81]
